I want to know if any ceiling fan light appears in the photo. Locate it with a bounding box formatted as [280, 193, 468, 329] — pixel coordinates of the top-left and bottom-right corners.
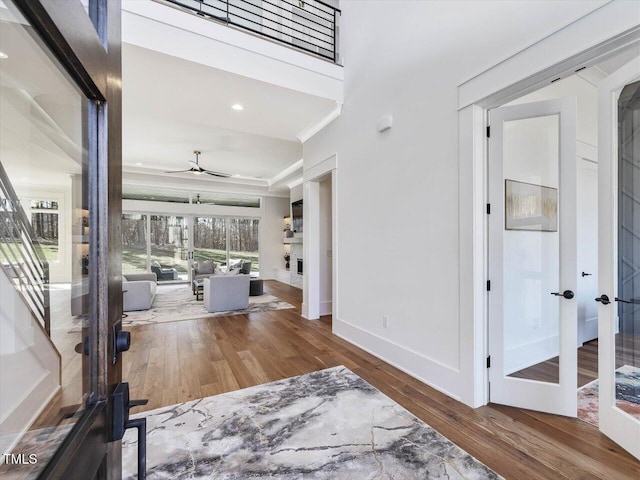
[193, 171, 202, 175]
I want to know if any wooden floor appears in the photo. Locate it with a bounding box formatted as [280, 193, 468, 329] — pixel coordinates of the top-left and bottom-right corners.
[510, 336, 640, 386]
[123, 280, 640, 480]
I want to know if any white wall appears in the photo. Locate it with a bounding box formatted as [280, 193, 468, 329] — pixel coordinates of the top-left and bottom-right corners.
[261, 196, 291, 279]
[319, 176, 332, 315]
[302, 0, 630, 405]
[0, 269, 60, 456]
[290, 183, 303, 204]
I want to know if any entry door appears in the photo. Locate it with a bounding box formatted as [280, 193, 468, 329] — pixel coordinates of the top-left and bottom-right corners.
[5, 0, 125, 478]
[488, 98, 578, 417]
[597, 57, 640, 460]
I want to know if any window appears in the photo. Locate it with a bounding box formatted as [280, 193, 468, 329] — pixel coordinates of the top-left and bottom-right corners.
[29, 199, 60, 262]
[229, 218, 259, 273]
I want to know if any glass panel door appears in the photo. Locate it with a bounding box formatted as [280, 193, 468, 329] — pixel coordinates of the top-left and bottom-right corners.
[149, 215, 189, 282]
[229, 218, 260, 275]
[488, 98, 577, 417]
[0, 0, 109, 476]
[616, 81, 640, 419]
[598, 58, 640, 459]
[122, 213, 148, 275]
[193, 216, 227, 272]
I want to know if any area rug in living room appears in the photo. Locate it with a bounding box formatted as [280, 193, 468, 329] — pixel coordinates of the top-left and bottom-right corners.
[122, 284, 296, 328]
[577, 365, 640, 427]
[122, 366, 502, 480]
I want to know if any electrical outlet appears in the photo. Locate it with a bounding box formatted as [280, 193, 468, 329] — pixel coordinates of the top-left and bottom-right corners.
[382, 315, 389, 328]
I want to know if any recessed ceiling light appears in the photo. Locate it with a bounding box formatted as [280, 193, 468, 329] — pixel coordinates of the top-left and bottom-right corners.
[231, 104, 244, 111]
[0, 52, 8, 59]
[135, 162, 143, 166]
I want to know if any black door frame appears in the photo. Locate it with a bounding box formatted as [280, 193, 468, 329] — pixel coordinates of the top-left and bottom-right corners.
[10, 0, 123, 478]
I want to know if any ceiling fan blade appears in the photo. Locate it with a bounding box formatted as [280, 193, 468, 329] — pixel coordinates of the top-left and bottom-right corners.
[164, 168, 194, 174]
[204, 170, 232, 178]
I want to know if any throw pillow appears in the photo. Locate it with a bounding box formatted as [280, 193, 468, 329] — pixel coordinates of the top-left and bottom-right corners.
[196, 259, 215, 274]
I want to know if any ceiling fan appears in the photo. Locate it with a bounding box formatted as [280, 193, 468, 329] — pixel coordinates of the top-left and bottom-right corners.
[164, 150, 232, 178]
[193, 194, 216, 205]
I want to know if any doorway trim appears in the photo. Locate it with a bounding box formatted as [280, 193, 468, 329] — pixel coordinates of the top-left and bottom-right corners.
[302, 154, 337, 320]
[458, 16, 640, 407]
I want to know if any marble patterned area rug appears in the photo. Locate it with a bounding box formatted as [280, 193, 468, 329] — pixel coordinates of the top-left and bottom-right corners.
[69, 284, 295, 331]
[122, 366, 502, 480]
[577, 365, 640, 427]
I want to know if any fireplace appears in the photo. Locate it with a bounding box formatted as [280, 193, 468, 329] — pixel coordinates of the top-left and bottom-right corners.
[297, 258, 303, 275]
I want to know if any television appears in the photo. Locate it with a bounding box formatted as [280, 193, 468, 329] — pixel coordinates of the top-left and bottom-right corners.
[292, 200, 303, 233]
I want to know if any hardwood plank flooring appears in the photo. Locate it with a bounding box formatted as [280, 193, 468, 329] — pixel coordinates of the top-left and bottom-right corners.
[123, 280, 640, 480]
[510, 336, 640, 386]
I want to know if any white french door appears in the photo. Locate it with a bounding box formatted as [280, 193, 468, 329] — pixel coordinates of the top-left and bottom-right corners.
[488, 98, 578, 416]
[597, 57, 640, 460]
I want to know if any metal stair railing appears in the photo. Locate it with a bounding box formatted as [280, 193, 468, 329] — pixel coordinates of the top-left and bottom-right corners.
[0, 161, 50, 335]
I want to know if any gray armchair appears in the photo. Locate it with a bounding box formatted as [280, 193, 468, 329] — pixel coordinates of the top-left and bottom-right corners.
[151, 261, 177, 281]
[191, 259, 217, 293]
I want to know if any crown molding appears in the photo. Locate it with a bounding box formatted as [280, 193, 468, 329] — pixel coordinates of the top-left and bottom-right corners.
[296, 102, 342, 143]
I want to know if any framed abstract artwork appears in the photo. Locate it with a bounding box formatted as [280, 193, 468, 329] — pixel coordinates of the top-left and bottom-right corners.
[505, 179, 558, 232]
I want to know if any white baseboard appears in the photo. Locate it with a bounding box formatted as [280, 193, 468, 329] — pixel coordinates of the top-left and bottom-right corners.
[333, 317, 463, 402]
[504, 334, 559, 375]
[319, 300, 332, 316]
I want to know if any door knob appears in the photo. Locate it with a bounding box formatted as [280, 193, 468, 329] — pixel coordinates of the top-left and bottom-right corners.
[581, 272, 592, 277]
[595, 294, 611, 305]
[551, 290, 574, 299]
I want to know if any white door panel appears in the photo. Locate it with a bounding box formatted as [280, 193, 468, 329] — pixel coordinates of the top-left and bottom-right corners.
[488, 97, 578, 417]
[597, 56, 640, 461]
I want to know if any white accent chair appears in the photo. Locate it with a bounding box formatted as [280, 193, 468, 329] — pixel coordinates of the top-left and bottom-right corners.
[203, 275, 250, 313]
[123, 273, 157, 312]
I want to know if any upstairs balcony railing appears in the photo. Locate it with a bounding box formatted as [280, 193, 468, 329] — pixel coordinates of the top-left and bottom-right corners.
[162, 0, 341, 63]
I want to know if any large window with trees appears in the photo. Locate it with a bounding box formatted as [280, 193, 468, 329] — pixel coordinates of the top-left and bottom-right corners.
[121, 213, 260, 280]
[29, 199, 59, 262]
[193, 217, 227, 267]
[229, 218, 259, 273]
[149, 215, 189, 282]
[122, 213, 147, 274]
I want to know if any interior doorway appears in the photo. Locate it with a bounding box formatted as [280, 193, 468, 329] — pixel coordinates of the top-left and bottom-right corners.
[486, 48, 640, 442]
[302, 155, 337, 320]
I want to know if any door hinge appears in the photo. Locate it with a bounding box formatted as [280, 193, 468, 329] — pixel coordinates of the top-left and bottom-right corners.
[486, 126, 490, 138]
[486, 203, 491, 214]
[486, 356, 491, 368]
[486, 280, 491, 291]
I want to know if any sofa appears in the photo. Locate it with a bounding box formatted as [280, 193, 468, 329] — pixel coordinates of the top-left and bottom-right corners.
[151, 261, 178, 281]
[203, 274, 250, 313]
[123, 273, 157, 312]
